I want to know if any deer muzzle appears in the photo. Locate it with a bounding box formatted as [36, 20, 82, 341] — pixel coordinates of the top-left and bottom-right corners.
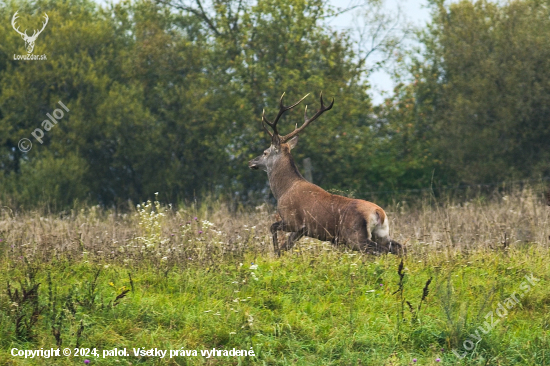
[248, 160, 260, 170]
[248, 155, 262, 170]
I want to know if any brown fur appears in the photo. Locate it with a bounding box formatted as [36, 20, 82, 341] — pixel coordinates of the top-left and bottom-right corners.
[249, 93, 404, 256]
[253, 143, 404, 255]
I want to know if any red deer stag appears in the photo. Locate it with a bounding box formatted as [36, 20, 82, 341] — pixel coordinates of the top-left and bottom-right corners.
[248, 93, 405, 256]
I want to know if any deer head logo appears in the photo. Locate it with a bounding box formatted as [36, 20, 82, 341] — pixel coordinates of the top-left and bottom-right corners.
[12, 11, 49, 54]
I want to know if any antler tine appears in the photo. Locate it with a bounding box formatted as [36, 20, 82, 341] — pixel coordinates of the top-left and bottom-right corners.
[272, 92, 310, 127]
[262, 92, 310, 137]
[280, 92, 334, 143]
[278, 91, 286, 108]
[32, 13, 48, 39]
[40, 13, 48, 30]
[11, 11, 28, 37]
[262, 108, 278, 135]
[261, 109, 273, 138]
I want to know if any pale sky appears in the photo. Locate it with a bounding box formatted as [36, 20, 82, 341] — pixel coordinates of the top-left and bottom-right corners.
[327, 0, 432, 104]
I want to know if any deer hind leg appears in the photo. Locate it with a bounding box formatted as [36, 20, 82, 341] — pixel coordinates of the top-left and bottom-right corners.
[343, 218, 391, 254]
[371, 219, 405, 255]
[348, 238, 389, 254]
[280, 227, 306, 252]
[387, 240, 406, 255]
[357, 238, 404, 256]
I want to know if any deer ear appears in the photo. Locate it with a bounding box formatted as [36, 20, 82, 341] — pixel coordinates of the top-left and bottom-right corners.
[287, 135, 299, 150]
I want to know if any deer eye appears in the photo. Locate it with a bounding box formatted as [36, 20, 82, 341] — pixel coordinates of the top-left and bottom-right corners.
[264, 151, 268, 156]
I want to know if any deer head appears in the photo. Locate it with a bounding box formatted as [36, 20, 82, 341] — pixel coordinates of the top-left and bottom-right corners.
[248, 92, 334, 173]
[12, 11, 49, 54]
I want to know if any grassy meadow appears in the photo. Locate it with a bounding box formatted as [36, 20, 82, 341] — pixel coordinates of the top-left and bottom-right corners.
[0, 188, 549, 365]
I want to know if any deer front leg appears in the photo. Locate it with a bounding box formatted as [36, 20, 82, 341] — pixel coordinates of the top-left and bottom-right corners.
[270, 221, 305, 256]
[280, 227, 307, 252]
[270, 221, 283, 256]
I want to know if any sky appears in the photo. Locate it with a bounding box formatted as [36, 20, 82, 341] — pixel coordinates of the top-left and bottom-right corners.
[326, 0, 432, 104]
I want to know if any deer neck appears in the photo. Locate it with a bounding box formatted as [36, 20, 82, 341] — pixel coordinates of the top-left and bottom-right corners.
[267, 154, 305, 200]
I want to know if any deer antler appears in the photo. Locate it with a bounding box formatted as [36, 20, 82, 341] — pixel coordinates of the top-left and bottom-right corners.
[11, 11, 28, 38]
[280, 92, 334, 143]
[29, 13, 48, 40]
[11, 11, 48, 40]
[262, 92, 309, 139]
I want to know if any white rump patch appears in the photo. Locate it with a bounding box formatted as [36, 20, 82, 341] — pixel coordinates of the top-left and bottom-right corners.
[371, 215, 390, 245]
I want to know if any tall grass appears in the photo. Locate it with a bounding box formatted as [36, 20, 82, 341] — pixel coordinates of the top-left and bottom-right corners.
[0, 186, 548, 365]
[1, 186, 547, 264]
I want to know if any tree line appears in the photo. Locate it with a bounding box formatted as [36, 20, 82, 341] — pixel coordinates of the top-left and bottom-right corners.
[0, 0, 548, 209]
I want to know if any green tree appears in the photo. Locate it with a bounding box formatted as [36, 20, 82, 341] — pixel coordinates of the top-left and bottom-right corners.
[0, 0, 419, 208]
[413, 0, 550, 184]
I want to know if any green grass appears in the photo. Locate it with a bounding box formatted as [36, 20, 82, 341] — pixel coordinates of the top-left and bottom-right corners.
[1, 246, 549, 365]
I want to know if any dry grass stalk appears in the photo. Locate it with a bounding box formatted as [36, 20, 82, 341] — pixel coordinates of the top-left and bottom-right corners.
[0, 187, 548, 266]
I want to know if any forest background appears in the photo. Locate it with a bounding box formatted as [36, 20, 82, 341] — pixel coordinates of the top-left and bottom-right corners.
[1, 0, 549, 209]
